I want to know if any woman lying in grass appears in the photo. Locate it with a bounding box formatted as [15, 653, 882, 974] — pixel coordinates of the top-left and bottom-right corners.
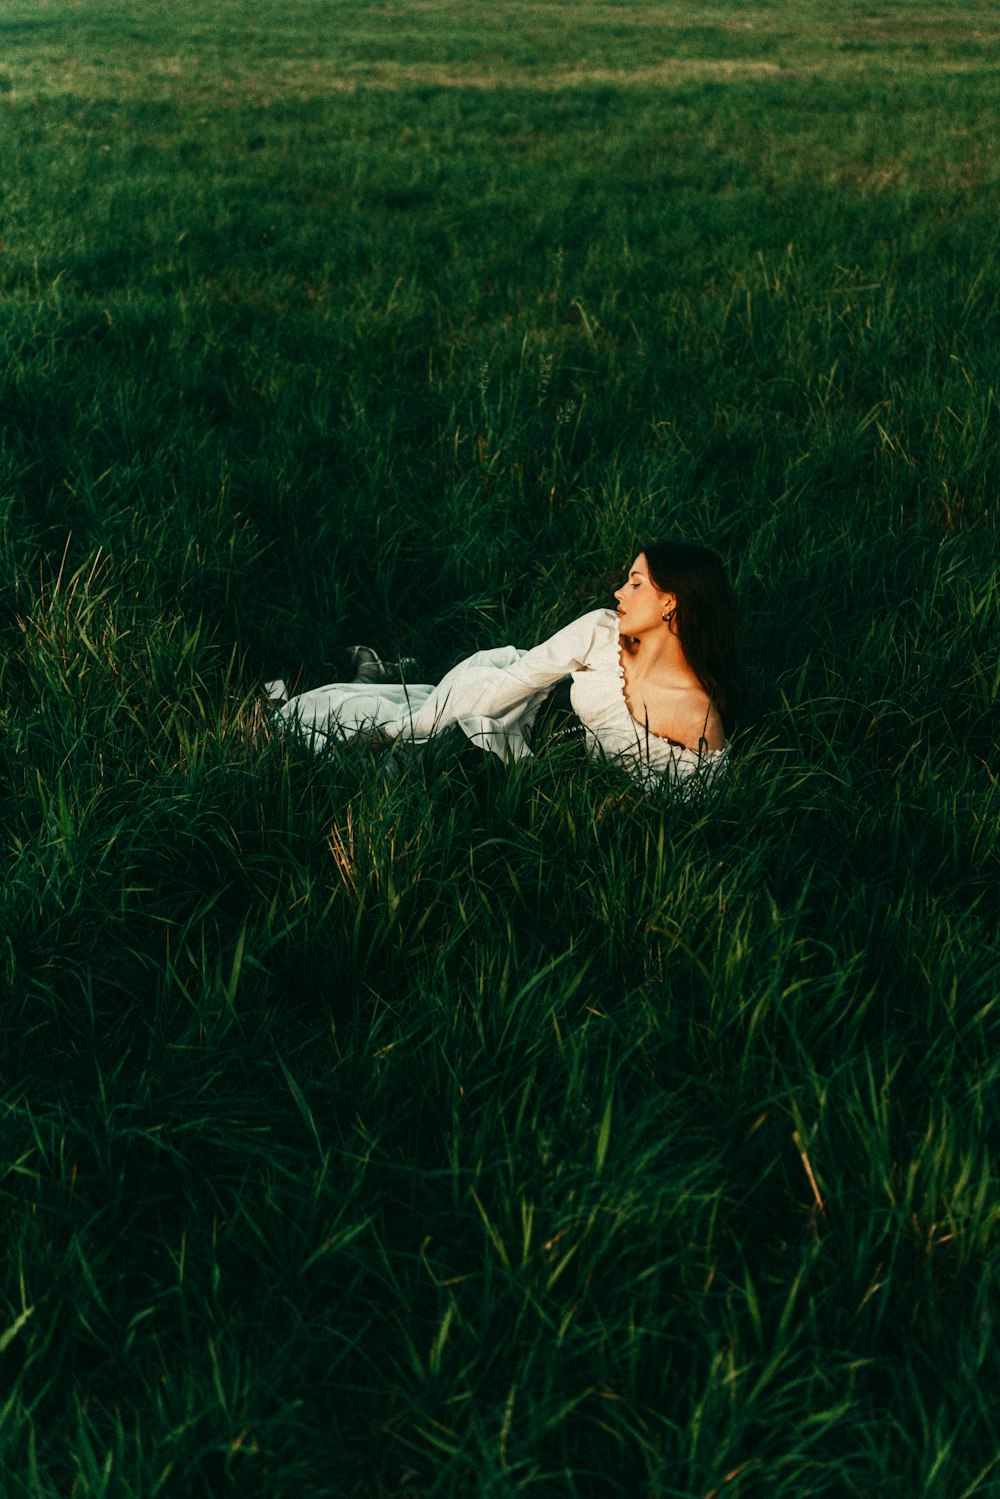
[274, 542, 741, 793]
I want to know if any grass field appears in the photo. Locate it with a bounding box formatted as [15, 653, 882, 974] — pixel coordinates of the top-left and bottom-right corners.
[1, 1, 998, 1494]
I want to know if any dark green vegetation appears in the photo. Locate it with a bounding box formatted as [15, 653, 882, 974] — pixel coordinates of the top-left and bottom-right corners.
[1, 1, 998, 1493]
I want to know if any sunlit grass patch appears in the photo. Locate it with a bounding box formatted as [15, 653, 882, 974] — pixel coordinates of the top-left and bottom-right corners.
[4, 0, 1000, 111]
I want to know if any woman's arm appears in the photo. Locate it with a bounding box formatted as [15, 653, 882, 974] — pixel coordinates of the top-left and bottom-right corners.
[399, 609, 610, 739]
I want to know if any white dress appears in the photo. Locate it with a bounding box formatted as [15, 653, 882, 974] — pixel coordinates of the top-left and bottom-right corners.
[277, 608, 728, 793]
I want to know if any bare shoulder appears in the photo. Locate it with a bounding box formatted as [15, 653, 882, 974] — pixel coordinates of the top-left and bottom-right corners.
[627, 671, 727, 750]
[673, 687, 726, 751]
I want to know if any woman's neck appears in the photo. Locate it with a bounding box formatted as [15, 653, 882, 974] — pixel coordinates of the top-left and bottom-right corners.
[628, 629, 698, 685]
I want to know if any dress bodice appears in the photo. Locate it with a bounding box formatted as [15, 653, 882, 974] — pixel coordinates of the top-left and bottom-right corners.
[565, 610, 728, 791]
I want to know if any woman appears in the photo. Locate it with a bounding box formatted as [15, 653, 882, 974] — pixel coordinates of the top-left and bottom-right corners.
[274, 542, 741, 793]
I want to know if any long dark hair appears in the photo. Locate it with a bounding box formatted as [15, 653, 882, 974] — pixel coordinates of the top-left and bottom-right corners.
[642, 541, 743, 728]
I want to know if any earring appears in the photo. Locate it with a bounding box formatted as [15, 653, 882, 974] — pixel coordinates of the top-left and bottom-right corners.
[662, 608, 675, 625]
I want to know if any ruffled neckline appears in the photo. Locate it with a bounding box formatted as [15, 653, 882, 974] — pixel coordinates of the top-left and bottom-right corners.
[612, 614, 726, 756]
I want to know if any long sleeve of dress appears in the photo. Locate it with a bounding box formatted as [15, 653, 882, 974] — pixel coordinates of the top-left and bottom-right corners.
[276, 610, 610, 761]
[398, 609, 609, 749]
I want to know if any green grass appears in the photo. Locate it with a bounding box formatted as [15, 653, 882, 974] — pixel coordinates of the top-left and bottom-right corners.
[1, 1, 998, 1494]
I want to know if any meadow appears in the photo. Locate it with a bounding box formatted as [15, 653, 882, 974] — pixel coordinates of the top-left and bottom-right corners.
[0, 1, 998, 1493]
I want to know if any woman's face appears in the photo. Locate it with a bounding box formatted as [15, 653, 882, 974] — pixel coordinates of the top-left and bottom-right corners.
[614, 554, 674, 637]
